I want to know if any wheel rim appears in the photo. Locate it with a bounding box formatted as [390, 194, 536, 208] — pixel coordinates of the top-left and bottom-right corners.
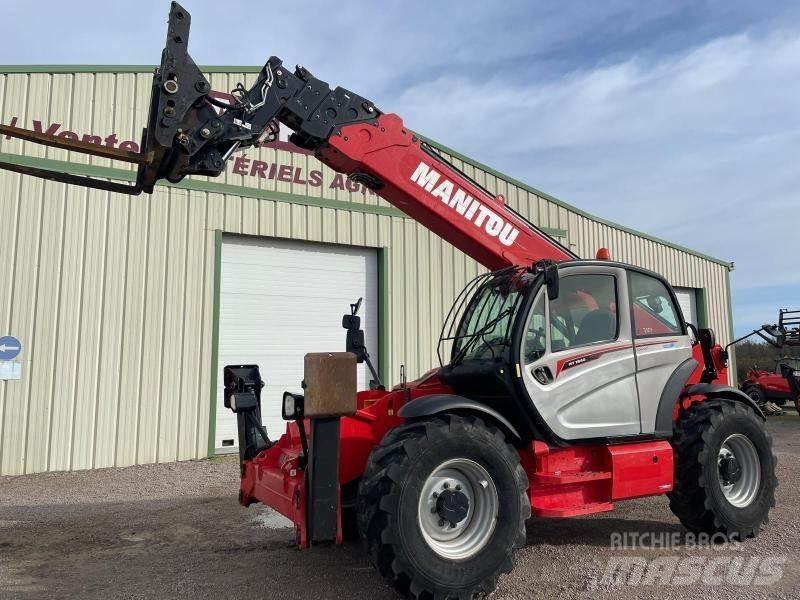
[717, 433, 761, 508]
[417, 458, 499, 560]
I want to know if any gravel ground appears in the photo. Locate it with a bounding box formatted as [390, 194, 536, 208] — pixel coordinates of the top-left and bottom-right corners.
[2, 416, 799, 600]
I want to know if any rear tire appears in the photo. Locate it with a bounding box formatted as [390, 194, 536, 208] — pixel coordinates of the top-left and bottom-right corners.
[357, 414, 529, 599]
[669, 399, 777, 539]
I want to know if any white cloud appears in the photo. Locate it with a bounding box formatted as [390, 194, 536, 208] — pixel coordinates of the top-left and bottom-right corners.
[391, 29, 800, 330]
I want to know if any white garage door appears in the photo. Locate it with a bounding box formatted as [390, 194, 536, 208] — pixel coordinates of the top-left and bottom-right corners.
[674, 287, 698, 327]
[215, 236, 379, 451]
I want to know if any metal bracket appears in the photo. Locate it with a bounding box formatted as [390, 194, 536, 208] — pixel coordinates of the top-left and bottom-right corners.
[0, 2, 209, 196]
[0, 2, 380, 196]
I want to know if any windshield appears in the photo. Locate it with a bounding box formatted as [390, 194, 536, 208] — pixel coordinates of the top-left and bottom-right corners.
[439, 267, 535, 366]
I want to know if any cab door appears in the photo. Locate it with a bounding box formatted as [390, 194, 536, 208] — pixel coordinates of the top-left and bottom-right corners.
[520, 265, 641, 441]
[627, 270, 693, 434]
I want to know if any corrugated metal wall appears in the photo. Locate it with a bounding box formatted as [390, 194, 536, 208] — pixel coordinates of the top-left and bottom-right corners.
[0, 69, 733, 475]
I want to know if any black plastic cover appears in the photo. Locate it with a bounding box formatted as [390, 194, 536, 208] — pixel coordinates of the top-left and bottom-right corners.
[223, 364, 264, 409]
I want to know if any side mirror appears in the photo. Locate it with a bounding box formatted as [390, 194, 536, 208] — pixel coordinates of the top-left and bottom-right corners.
[342, 302, 366, 363]
[341, 297, 384, 389]
[545, 264, 559, 300]
[342, 314, 361, 330]
[346, 329, 366, 362]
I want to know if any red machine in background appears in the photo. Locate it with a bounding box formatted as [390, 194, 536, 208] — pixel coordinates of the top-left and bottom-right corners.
[730, 309, 800, 413]
[742, 358, 800, 408]
[1, 5, 777, 599]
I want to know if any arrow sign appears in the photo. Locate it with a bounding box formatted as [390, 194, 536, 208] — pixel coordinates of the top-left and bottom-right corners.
[0, 336, 22, 360]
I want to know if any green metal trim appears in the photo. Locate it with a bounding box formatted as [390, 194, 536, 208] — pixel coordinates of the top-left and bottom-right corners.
[419, 134, 732, 267]
[377, 247, 391, 386]
[544, 228, 568, 239]
[207, 229, 222, 456]
[0, 151, 569, 238]
[725, 270, 737, 386]
[0, 65, 264, 74]
[695, 288, 709, 329]
[0, 152, 399, 216]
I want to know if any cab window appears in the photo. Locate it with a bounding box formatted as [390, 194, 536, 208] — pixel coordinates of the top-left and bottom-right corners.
[548, 274, 618, 352]
[629, 271, 682, 337]
[523, 293, 546, 363]
[452, 276, 524, 362]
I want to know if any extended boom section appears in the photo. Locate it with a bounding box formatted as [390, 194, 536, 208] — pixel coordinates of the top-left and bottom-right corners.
[318, 115, 576, 269]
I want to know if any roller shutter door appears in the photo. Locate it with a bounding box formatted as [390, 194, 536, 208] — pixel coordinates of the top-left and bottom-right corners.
[674, 287, 698, 327]
[215, 236, 378, 451]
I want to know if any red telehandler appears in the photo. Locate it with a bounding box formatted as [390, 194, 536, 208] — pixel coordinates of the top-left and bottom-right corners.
[742, 357, 800, 409]
[728, 309, 800, 412]
[0, 4, 777, 598]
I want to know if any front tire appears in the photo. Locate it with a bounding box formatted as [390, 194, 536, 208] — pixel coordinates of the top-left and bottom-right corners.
[357, 414, 529, 599]
[669, 399, 777, 539]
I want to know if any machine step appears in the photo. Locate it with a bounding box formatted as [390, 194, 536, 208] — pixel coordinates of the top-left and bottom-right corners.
[532, 501, 614, 518]
[532, 470, 612, 485]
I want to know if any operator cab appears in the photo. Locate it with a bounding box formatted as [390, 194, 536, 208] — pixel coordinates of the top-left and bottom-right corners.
[440, 260, 694, 444]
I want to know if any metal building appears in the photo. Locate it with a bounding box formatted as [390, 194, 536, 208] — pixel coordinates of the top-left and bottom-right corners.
[0, 67, 735, 476]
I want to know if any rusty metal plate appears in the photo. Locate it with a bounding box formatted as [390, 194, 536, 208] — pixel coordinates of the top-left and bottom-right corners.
[303, 352, 357, 417]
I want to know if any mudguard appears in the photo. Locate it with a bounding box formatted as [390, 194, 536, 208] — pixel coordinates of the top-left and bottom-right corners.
[683, 383, 766, 420]
[398, 394, 522, 442]
[654, 358, 698, 437]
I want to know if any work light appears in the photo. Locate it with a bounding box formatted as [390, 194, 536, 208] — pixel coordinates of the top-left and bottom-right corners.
[282, 392, 305, 421]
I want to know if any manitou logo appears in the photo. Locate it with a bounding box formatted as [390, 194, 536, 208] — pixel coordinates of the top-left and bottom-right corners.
[409, 162, 519, 246]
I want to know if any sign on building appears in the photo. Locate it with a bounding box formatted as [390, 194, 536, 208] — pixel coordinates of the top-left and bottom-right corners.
[0, 335, 22, 380]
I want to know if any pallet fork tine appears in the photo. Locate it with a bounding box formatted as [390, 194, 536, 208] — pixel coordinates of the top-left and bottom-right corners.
[0, 159, 144, 195]
[0, 123, 151, 195]
[0, 124, 153, 165]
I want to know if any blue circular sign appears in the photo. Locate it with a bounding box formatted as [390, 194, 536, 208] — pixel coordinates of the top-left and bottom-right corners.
[0, 336, 22, 360]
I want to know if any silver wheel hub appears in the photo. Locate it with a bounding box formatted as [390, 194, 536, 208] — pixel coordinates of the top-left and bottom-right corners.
[717, 433, 761, 508]
[417, 458, 499, 560]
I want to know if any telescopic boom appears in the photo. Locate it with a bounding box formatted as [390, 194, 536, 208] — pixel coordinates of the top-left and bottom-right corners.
[0, 1, 575, 271]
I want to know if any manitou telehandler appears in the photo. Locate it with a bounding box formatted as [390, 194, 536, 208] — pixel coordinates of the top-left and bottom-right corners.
[1, 4, 777, 598]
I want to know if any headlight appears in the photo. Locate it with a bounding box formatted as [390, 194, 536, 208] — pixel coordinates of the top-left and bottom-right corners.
[282, 392, 305, 421]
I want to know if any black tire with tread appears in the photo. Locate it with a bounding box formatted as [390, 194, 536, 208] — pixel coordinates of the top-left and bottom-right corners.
[744, 385, 789, 407]
[357, 414, 529, 600]
[743, 385, 767, 405]
[669, 398, 777, 540]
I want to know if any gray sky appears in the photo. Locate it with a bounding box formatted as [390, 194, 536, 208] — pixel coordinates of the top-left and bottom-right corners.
[1, 0, 798, 336]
